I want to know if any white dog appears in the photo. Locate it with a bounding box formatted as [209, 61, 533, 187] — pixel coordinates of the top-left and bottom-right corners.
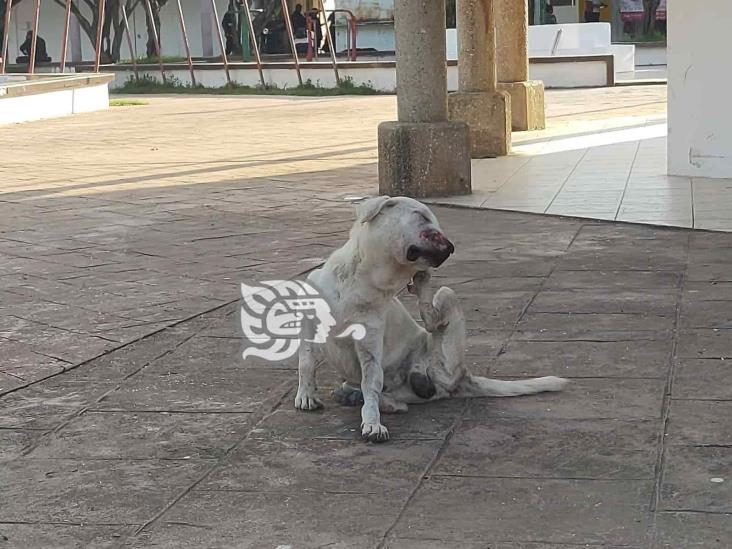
[295, 196, 567, 442]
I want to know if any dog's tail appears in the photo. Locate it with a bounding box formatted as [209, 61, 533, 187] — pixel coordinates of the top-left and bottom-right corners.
[454, 375, 568, 398]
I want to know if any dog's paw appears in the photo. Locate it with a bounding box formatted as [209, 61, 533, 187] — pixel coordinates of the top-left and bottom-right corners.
[361, 422, 389, 443]
[407, 270, 431, 296]
[295, 390, 324, 411]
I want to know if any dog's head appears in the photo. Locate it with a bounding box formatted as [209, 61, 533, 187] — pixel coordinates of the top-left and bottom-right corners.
[354, 196, 454, 271]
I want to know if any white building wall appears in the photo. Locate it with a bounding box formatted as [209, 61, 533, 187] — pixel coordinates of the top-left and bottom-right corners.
[668, 0, 732, 178]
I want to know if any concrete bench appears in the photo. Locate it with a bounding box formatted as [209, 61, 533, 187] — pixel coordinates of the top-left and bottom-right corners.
[528, 22, 634, 74]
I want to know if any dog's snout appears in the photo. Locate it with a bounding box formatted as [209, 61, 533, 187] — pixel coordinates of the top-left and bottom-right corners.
[407, 236, 455, 268]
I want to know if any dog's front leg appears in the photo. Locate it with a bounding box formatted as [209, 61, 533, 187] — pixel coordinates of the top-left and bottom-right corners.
[356, 330, 389, 442]
[294, 337, 323, 411]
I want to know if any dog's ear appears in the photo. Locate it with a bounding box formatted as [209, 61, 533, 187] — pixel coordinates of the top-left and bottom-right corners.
[357, 196, 395, 223]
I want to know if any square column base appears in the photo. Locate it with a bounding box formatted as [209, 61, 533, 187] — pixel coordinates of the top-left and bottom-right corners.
[378, 121, 471, 198]
[448, 90, 511, 158]
[498, 80, 545, 131]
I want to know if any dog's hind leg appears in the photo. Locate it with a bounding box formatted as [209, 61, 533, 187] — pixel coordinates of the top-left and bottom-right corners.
[408, 272, 467, 395]
[409, 271, 568, 399]
[332, 382, 363, 406]
[332, 382, 408, 414]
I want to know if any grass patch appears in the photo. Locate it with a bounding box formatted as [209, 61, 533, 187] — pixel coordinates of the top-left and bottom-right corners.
[118, 56, 188, 65]
[112, 74, 385, 96]
[109, 98, 148, 107]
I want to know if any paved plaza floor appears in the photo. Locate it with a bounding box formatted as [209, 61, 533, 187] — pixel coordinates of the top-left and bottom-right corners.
[1, 88, 731, 548]
[433, 85, 732, 231]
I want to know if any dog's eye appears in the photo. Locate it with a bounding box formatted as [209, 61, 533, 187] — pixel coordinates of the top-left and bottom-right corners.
[415, 211, 431, 223]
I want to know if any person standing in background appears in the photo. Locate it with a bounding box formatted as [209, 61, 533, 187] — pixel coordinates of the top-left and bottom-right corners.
[584, 0, 602, 22]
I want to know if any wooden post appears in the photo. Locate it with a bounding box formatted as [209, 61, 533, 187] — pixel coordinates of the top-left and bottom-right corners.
[93, 0, 105, 72]
[175, 0, 196, 85]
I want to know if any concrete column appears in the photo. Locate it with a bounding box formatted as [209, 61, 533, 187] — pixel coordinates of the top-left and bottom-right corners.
[378, 0, 471, 197]
[668, 0, 732, 177]
[495, 0, 545, 131]
[447, 0, 511, 157]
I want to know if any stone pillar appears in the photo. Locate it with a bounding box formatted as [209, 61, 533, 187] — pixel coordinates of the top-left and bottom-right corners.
[495, 0, 545, 131]
[378, 0, 471, 197]
[447, 0, 511, 158]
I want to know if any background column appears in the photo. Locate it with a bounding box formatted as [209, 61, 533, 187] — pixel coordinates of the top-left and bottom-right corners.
[495, 0, 545, 131]
[378, 0, 471, 197]
[448, 0, 511, 157]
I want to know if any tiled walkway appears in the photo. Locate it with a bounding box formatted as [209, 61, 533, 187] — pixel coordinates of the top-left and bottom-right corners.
[1, 90, 731, 548]
[432, 85, 732, 231]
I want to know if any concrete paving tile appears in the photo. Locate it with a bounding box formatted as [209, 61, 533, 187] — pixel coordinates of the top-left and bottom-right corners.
[28, 411, 254, 460]
[557, 250, 686, 272]
[545, 269, 680, 290]
[201, 438, 441, 494]
[382, 540, 487, 549]
[0, 379, 116, 429]
[488, 339, 671, 378]
[0, 458, 209, 523]
[515, 312, 674, 340]
[686, 263, 732, 282]
[661, 446, 732, 513]
[529, 289, 678, 315]
[437, 259, 557, 279]
[652, 511, 732, 549]
[0, 524, 135, 549]
[462, 298, 527, 329]
[666, 400, 732, 447]
[672, 359, 732, 400]
[684, 281, 732, 301]
[0, 428, 38, 460]
[394, 476, 652, 546]
[434, 418, 657, 480]
[465, 378, 665, 420]
[253, 398, 462, 442]
[676, 329, 732, 359]
[680, 300, 732, 329]
[134, 490, 399, 549]
[95, 367, 292, 413]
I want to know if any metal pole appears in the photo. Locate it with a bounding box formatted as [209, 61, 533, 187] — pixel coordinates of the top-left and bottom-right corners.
[59, 0, 72, 72]
[144, 0, 165, 82]
[174, 0, 196, 85]
[305, 15, 313, 62]
[29, 0, 40, 74]
[241, 0, 264, 87]
[0, 0, 13, 74]
[209, 0, 231, 84]
[93, 0, 105, 72]
[279, 0, 302, 85]
[121, 4, 138, 81]
[351, 16, 357, 60]
[317, 0, 339, 84]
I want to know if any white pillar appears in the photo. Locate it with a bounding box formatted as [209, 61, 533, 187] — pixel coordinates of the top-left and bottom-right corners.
[668, 0, 732, 178]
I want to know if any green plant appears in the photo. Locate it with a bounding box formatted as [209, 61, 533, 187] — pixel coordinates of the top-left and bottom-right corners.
[111, 74, 383, 97]
[109, 98, 148, 106]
